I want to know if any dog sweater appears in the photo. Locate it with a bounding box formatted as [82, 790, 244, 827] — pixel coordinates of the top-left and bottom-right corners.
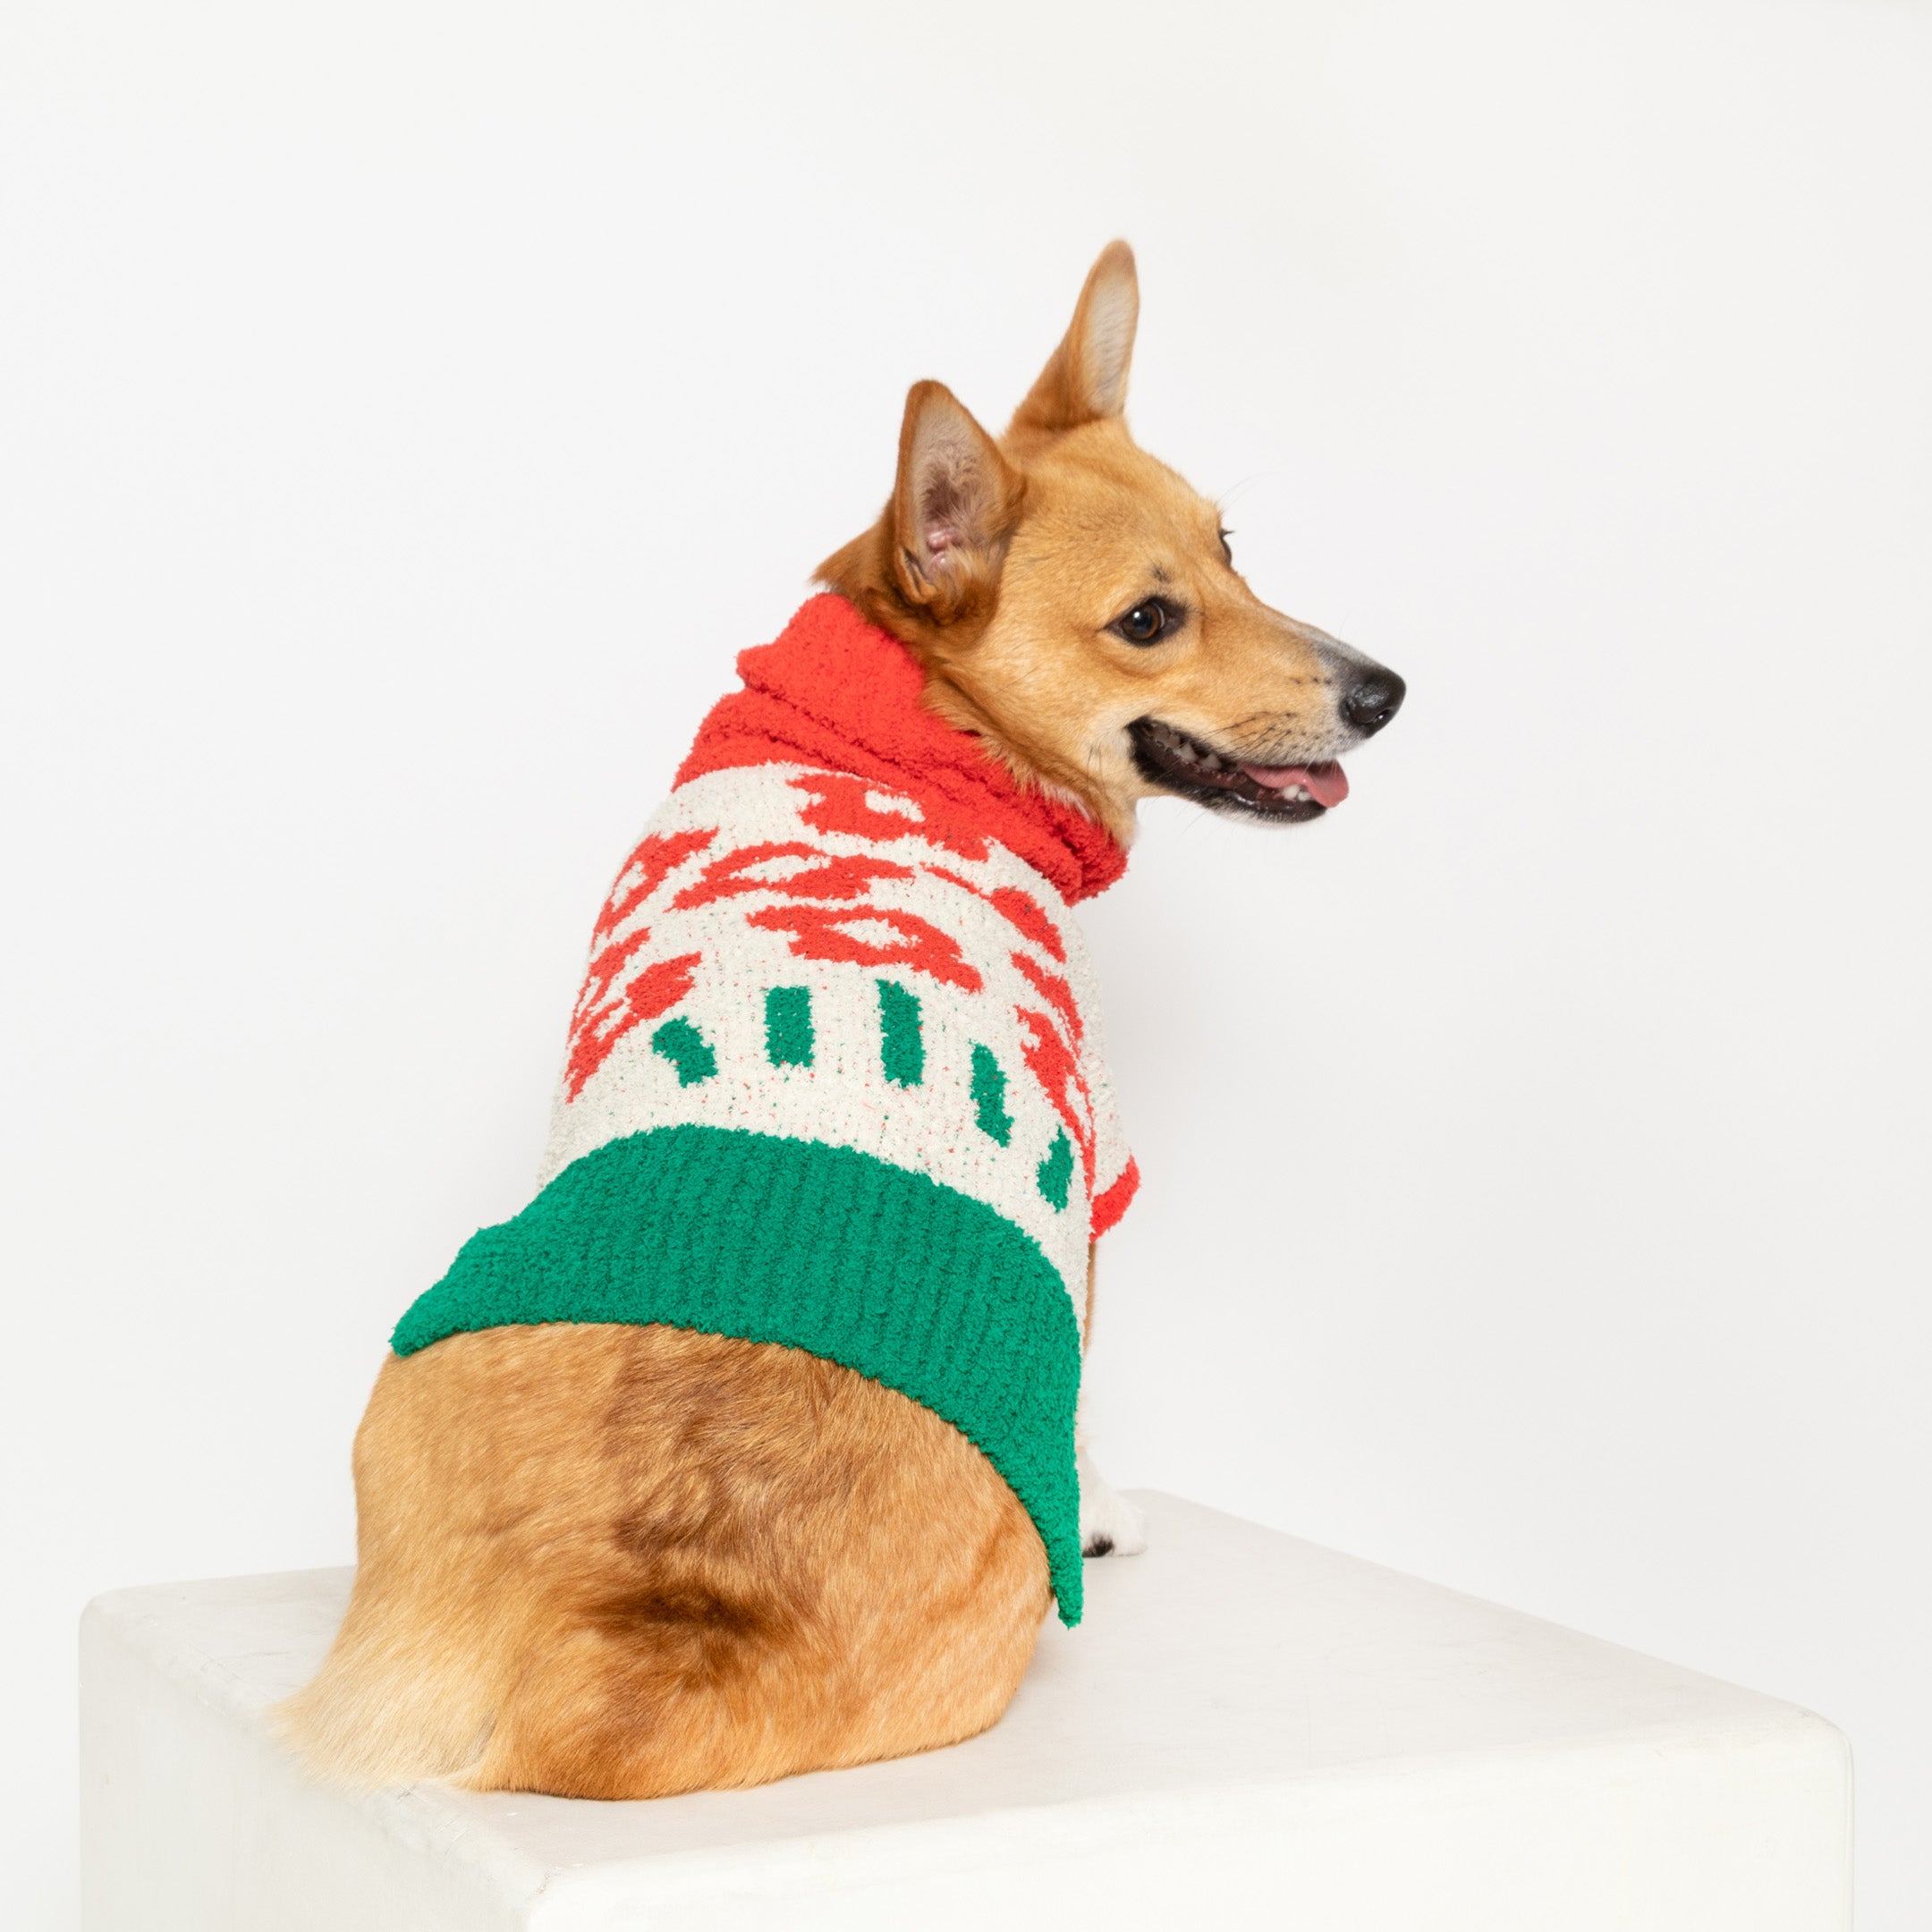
[391, 593, 1138, 1623]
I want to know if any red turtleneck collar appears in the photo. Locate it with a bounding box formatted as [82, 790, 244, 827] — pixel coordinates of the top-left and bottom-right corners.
[675, 594, 1129, 904]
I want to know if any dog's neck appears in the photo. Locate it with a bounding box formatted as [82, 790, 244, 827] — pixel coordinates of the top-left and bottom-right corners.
[814, 519, 1132, 844]
[676, 594, 1128, 906]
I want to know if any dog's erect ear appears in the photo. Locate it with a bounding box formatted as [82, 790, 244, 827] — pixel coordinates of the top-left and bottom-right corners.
[890, 380, 1025, 625]
[1009, 241, 1140, 437]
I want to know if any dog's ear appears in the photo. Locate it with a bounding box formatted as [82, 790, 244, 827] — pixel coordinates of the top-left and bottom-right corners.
[1009, 241, 1140, 437]
[889, 380, 1025, 625]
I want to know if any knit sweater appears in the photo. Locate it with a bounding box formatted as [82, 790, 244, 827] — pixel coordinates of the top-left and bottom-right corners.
[392, 594, 1139, 1623]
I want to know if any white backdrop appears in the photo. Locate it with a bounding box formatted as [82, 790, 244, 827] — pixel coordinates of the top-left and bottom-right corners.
[4, 1, 1928, 1923]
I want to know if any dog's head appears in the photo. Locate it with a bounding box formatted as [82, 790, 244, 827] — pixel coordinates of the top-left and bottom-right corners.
[818, 243, 1403, 844]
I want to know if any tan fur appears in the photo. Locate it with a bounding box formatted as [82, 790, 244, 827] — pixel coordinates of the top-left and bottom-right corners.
[819, 241, 1357, 846]
[280, 1326, 1046, 1793]
[282, 242, 1385, 1799]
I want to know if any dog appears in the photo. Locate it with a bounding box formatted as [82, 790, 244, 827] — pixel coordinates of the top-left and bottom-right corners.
[277, 242, 1403, 1800]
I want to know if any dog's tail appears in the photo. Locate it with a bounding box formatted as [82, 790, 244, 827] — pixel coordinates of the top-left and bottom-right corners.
[271, 1578, 508, 1791]
[273, 1549, 810, 1800]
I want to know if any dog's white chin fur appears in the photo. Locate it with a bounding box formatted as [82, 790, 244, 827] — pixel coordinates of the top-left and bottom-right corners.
[1077, 1445, 1148, 1558]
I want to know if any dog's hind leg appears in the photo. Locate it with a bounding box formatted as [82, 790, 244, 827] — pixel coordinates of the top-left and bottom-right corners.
[456, 1329, 1052, 1798]
[284, 1322, 1053, 1801]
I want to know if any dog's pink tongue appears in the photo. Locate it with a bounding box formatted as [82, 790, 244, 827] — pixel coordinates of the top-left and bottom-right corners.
[1238, 759, 1350, 807]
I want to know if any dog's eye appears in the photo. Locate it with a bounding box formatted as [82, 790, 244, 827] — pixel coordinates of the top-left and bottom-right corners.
[1113, 600, 1173, 646]
[1218, 527, 1234, 564]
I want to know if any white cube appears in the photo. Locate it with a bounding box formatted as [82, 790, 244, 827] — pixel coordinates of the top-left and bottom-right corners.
[80, 1491, 1851, 1929]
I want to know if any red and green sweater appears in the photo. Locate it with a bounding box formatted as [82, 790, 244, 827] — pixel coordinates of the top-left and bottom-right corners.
[393, 594, 1139, 1623]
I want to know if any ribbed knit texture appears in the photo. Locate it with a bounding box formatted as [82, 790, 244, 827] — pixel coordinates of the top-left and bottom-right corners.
[393, 1125, 1086, 1619]
[390, 597, 1139, 1628]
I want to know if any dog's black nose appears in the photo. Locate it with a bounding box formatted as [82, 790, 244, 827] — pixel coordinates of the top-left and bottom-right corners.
[1342, 668, 1405, 736]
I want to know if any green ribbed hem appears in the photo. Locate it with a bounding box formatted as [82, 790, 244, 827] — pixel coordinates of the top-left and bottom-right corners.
[392, 1125, 1083, 1623]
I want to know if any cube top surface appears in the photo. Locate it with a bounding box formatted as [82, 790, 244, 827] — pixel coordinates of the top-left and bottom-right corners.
[86, 1490, 1839, 1886]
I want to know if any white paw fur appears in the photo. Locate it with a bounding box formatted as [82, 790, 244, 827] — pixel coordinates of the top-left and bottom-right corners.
[1077, 1446, 1147, 1557]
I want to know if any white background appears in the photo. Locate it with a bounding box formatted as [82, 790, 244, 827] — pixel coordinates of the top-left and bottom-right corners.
[4, 1, 1928, 1923]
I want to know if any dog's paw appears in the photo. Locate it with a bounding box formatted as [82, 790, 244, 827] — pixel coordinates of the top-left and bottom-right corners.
[1077, 1446, 1147, 1557]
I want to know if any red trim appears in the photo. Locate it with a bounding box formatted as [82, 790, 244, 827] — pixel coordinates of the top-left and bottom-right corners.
[675, 596, 1128, 905]
[1089, 1157, 1140, 1238]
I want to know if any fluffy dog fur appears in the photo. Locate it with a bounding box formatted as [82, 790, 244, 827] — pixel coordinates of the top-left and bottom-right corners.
[278, 243, 1402, 1799]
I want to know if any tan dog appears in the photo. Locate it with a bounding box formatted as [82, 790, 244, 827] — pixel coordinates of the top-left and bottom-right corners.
[279, 242, 1402, 1800]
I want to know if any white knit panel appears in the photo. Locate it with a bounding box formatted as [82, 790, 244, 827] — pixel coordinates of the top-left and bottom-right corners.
[538, 764, 1129, 1319]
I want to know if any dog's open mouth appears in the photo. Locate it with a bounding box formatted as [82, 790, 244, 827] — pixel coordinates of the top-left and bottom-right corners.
[1128, 717, 1349, 822]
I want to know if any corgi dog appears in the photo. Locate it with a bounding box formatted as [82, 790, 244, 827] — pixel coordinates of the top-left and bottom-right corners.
[278, 242, 1403, 1800]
